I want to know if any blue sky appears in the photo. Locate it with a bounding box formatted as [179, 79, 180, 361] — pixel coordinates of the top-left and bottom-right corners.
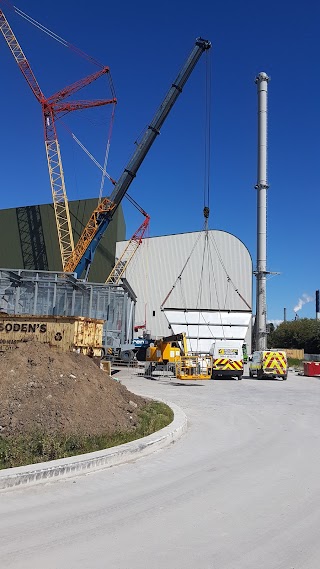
[0, 0, 319, 323]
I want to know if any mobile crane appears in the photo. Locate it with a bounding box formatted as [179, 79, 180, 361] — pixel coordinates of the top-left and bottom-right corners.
[64, 37, 212, 279]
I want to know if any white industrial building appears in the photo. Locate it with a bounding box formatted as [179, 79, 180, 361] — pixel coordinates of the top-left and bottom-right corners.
[116, 229, 253, 354]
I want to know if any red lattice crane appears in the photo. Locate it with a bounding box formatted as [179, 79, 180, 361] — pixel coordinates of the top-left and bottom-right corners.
[105, 211, 150, 286]
[0, 9, 117, 269]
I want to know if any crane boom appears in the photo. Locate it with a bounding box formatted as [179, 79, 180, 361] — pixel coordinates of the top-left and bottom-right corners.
[0, 8, 116, 269]
[105, 213, 150, 285]
[0, 9, 43, 100]
[64, 37, 211, 278]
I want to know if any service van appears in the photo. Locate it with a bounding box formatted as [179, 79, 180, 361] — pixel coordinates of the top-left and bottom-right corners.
[209, 340, 244, 380]
[249, 350, 287, 380]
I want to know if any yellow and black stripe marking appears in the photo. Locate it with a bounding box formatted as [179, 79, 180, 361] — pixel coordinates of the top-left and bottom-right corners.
[263, 351, 287, 374]
[213, 358, 243, 370]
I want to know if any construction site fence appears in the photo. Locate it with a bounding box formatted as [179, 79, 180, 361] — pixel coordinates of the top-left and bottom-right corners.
[274, 348, 304, 359]
[144, 362, 176, 378]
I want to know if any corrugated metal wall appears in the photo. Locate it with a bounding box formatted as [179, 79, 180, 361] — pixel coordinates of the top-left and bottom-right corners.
[116, 229, 253, 350]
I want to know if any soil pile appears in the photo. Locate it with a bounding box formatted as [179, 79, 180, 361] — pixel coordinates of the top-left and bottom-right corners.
[0, 341, 147, 438]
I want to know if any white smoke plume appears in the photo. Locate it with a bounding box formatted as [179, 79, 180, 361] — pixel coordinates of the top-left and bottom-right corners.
[293, 293, 313, 313]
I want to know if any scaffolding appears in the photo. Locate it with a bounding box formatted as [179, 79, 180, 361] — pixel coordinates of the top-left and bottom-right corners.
[0, 269, 136, 353]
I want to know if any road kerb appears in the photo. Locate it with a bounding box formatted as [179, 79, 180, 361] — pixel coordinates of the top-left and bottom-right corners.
[0, 402, 187, 491]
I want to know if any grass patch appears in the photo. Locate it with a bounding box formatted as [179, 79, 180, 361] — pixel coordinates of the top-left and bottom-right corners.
[0, 401, 174, 470]
[287, 357, 304, 369]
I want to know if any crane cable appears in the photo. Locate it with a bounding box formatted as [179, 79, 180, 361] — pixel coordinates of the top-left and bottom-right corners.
[203, 47, 212, 231]
[160, 229, 203, 311]
[195, 233, 207, 352]
[4, 0, 118, 207]
[202, 50, 251, 311]
[195, 232, 227, 349]
[1, 1, 111, 73]
[208, 231, 251, 310]
[193, 48, 216, 350]
[63, 125, 116, 184]
[98, 103, 116, 204]
[161, 50, 212, 313]
[62, 122, 150, 216]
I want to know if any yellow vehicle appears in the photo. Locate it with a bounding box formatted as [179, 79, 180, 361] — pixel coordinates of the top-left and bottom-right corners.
[249, 350, 288, 380]
[145, 333, 212, 380]
[146, 333, 188, 365]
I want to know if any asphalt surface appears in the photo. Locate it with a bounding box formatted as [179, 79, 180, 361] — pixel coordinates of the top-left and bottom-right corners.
[1, 367, 320, 569]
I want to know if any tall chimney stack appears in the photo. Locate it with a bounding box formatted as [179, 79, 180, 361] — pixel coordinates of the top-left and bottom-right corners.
[255, 72, 270, 351]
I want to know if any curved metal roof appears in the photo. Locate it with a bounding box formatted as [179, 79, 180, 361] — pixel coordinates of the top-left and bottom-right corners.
[116, 229, 253, 344]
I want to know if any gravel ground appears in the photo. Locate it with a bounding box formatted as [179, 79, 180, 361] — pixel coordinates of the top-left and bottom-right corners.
[0, 366, 319, 569]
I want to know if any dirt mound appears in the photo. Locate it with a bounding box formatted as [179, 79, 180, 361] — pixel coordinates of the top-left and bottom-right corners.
[0, 341, 147, 438]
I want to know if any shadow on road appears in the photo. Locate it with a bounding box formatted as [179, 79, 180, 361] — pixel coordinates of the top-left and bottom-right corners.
[211, 377, 243, 381]
[169, 382, 205, 387]
[246, 376, 287, 381]
[137, 374, 205, 386]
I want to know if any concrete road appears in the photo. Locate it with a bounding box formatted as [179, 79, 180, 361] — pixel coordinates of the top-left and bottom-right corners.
[1, 369, 320, 569]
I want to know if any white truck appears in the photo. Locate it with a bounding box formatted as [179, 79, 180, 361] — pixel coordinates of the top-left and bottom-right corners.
[209, 339, 245, 380]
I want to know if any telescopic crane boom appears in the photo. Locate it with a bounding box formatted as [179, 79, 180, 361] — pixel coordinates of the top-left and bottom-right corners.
[64, 37, 211, 279]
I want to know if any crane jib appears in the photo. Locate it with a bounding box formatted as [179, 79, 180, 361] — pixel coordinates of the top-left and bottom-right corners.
[75, 216, 111, 278]
[71, 37, 211, 278]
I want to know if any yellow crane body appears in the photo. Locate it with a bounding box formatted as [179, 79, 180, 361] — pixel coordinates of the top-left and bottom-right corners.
[45, 139, 74, 267]
[145, 333, 213, 380]
[64, 197, 116, 274]
[146, 343, 182, 364]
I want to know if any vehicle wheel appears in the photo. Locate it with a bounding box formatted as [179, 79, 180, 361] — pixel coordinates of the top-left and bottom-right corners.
[120, 350, 134, 363]
[249, 369, 253, 377]
[257, 370, 263, 379]
[237, 375, 243, 380]
[282, 374, 287, 380]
